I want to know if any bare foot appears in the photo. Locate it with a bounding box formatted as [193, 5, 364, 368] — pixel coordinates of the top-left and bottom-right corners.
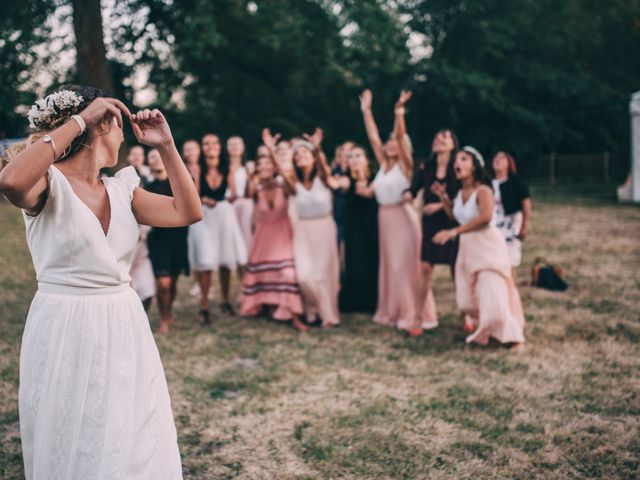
[322, 323, 340, 330]
[510, 342, 526, 353]
[158, 320, 171, 334]
[462, 316, 476, 333]
[292, 316, 310, 332]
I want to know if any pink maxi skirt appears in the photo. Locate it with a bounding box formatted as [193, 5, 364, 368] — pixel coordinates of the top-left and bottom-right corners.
[374, 204, 422, 330]
[456, 226, 526, 345]
[240, 216, 303, 320]
[293, 215, 340, 326]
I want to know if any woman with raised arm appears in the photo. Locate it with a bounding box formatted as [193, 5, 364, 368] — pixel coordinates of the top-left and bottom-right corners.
[360, 89, 423, 335]
[288, 128, 341, 328]
[0, 85, 202, 478]
[240, 129, 306, 330]
[189, 133, 247, 324]
[433, 147, 525, 351]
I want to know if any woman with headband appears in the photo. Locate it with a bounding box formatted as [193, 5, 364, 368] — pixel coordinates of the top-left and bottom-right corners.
[290, 128, 341, 328]
[433, 146, 525, 351]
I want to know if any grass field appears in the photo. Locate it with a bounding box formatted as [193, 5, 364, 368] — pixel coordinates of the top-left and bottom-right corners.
[0, 185, 639, 479]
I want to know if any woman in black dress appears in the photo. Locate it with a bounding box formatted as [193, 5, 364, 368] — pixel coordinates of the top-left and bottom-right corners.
[406, 128, 462, 330]
[337, 145, 379, 313]
[145, 149, 191, 333]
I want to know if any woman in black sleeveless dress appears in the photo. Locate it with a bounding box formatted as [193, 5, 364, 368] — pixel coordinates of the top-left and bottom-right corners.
[407, 128, 460, 330]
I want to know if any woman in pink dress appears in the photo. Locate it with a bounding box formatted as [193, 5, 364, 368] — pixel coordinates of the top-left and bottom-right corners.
[289, 129, 341, 328]
[240, 136, 306, 331]
[359, 89, 423, 335]
[433, 146, 525, 351]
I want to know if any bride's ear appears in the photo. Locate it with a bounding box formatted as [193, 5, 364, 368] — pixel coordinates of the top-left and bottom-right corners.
[92, 115, 115, 136]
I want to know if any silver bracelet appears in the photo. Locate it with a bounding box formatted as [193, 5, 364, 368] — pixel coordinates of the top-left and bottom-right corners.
[42, 135, 57, 160]
[71, 114, 86, 134]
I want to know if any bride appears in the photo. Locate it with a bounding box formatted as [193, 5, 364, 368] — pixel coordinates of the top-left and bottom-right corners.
[0, 85, 202, 479]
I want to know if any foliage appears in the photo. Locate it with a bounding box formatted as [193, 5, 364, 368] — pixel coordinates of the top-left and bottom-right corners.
[0, 1, 56, 137]
[1, 0, 639, 174]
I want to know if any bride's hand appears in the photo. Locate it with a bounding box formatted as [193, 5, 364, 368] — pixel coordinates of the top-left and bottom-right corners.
[79, 97, 131, 129]
[130, 109, 174, 149]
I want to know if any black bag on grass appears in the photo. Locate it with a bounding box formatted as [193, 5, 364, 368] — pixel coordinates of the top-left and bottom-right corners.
[531, 257, 568, 291]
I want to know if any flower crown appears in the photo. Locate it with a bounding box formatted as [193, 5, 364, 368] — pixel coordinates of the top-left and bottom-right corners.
[27, 89, 84, 131]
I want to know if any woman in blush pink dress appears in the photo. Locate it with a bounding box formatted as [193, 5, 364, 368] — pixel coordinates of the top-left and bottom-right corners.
[240, 141, 307, 331]
[359, 89, 423, 336]
[289, 128, 341, 328]
[433, 147, 525, 351]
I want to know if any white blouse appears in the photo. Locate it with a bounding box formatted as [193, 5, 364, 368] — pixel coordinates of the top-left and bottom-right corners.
[453, 189, 495, 227]
[372, 163, 410, 206]
[295, 176, 332, 219]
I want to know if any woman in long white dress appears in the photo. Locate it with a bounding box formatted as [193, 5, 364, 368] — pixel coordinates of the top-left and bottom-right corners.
[0, 85, 203, 479]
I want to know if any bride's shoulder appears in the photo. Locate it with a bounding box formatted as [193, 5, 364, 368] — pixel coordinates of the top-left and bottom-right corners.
[104, 166, 140, 201]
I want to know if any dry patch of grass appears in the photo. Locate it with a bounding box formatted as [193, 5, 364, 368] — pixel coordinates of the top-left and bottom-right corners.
[0, 186, 639, 479]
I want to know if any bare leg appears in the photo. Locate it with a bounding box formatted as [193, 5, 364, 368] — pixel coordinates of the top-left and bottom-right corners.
[291, 313, 310, 332]
[156, 276, 173, 333]
[219, 267, 231, 304]
[167, 275, 179, 323]
[418, 262, 437, 330]
[197, 270, 212, 310]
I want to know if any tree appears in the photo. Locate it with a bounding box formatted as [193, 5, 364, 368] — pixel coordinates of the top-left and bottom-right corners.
[0, 1, 56, 137]
[71, 0, 115, 94]
[400, 0, 640, 175]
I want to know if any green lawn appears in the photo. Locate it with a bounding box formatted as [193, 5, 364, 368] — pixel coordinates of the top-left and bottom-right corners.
[1, 186, 639, 479]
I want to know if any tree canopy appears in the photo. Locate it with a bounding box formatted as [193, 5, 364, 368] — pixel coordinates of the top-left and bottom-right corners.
[1, 0, 639, 175]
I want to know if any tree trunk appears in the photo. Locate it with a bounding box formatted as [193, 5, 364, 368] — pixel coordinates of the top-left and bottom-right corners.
[71, 0, 114, 94]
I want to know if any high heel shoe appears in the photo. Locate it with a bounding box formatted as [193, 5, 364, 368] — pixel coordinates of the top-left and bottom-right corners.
[199, 308, 211, 325]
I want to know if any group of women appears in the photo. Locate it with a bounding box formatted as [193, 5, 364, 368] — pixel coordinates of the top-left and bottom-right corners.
[1, 85, 534, 477]
[130, 90, 531, 350]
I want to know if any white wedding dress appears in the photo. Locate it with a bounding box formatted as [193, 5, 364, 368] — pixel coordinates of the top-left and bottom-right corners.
[19, 165, 182, 479]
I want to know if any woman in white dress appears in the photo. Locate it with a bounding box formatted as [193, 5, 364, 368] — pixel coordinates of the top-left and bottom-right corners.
[189, 133, 247, 323]
[0, 85, 203, 479]
[433, 147, 525, 351]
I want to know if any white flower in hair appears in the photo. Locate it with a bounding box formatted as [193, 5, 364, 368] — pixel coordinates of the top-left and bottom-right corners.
[27, 89, 84, 131]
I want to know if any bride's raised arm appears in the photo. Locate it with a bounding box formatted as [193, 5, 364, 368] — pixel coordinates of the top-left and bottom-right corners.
[129, 109, 203, 227]
[0, 97, 130, 214]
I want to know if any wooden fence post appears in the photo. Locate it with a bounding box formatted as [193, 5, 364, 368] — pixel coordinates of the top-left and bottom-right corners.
[549, 152, 556, 184]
